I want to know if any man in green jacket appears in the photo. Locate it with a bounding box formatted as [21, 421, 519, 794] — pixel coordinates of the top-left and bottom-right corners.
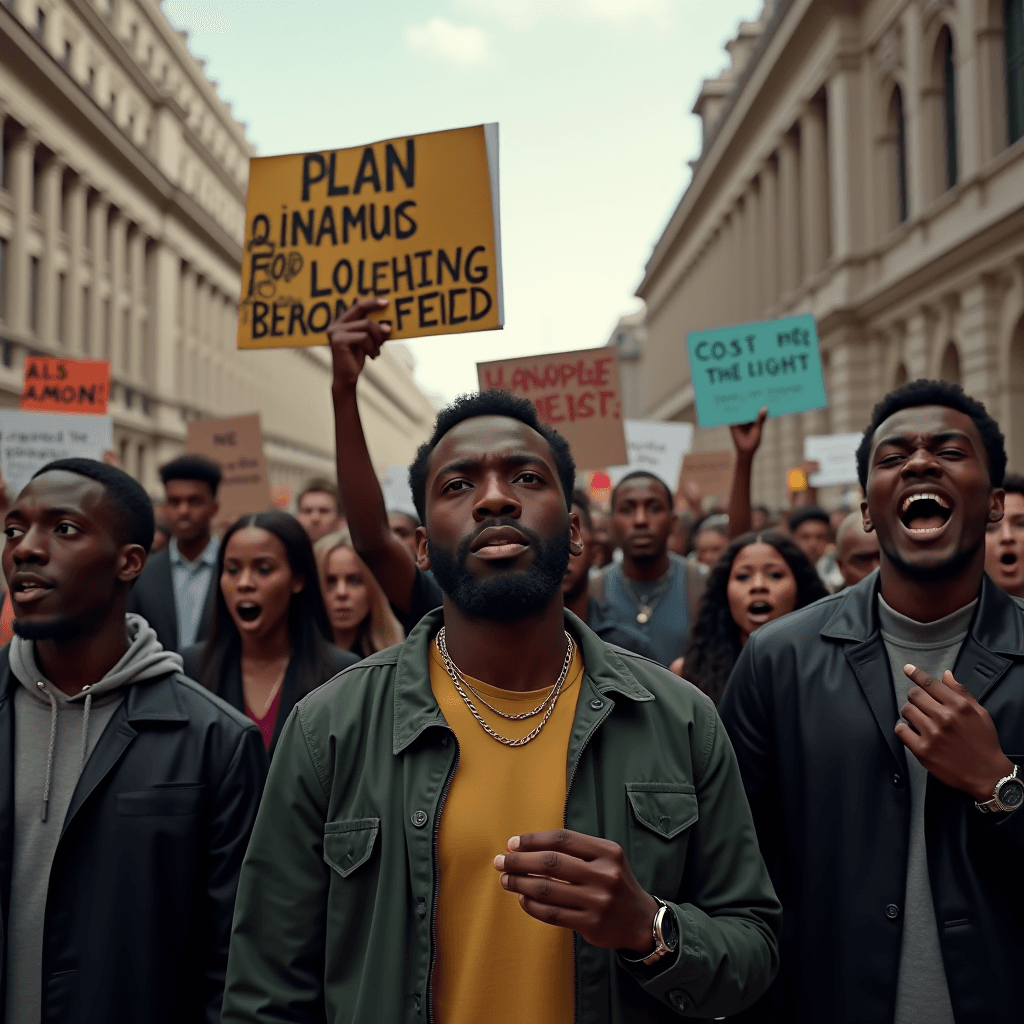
[222, 301, 780, 1023]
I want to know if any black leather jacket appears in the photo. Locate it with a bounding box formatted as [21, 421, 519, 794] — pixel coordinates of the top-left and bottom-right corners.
[720, 572, 1024, 1024]
[0, 654, 268, 1024]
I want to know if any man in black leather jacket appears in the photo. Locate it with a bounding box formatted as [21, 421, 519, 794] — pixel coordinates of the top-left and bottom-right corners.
[0, 458, 267, 1024]
[721, 380, 1024, 1024]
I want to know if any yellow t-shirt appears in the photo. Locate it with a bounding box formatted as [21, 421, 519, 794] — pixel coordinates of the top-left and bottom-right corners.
[429, 637, 583, 1024]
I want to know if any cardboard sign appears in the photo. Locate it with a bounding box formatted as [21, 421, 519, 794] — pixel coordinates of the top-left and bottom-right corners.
[21, 357, 110, 414]
[186, 414, 273, 524]
[477, 347, 627, 470]
[607, 420, 694, 491]
[678, 450, 735, 500]
[0, 410, 112, 500]
[238, 124, 503, 348]
[804, 432, 862, 487]
[686, 314, 827, 428]
[381, 465, 418, 519]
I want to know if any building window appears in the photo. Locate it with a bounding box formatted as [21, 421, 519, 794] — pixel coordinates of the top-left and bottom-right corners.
[1010, 0, 1024, 144]
[103, 297, 111, 358]
[35, 7, 45, 41]
[29, 257, 40, 333]
[889, 86, 909, 224]
[122, 308, 131, 371]
[63, 40, 72, 68]
[87, 67, 95, 94]
[939, 28, 958, 187]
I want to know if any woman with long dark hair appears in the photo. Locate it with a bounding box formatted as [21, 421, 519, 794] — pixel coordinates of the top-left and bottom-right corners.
[181, 511, 357, 755]
[675, 530, 829, 704]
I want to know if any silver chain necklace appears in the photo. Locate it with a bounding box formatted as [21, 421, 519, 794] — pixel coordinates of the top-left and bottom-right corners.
[435, 627, 575, 747]
[621, 567, 673, 624]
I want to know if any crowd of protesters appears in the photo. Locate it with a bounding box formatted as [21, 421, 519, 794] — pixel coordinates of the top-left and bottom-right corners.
[1, 298, 1023, 1024]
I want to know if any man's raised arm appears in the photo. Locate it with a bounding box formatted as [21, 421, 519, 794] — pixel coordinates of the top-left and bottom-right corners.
[327, 298, 418, 614]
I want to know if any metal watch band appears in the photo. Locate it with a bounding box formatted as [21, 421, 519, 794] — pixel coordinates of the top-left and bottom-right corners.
[976, 763, 1021, 814]
[640, 899, 676, 967]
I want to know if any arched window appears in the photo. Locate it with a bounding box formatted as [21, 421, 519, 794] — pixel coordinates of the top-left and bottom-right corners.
[939, 341, 961, 383]
[1010, 0, 1024, 143]
[939, 28, 958, 186]
[889, 86, 909, 223]
[895, 362, 909, 387]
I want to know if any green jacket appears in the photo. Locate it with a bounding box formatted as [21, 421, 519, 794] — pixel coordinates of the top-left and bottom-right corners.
[222, 609, 780, 1022]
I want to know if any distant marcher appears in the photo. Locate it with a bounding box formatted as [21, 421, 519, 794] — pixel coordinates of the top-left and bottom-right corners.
[314, 529, 404, 659]
[789, 505, 843, 591]
[182, 511, 356, 756]
[592, 471, 705, 666]
[835, 510, 881, 588]
[296, 478, 344, 543]
[2, 458, 266, 1024]
[588, 507, 616, 568]
[693, 513, 731, 568]
[673, 531, 827, 702]
[563, 490, 658, 658]
[985, 471, 1024, 598]
[387, 509, 421, 561]
[750, 505, 771, 532]
[127, 454, 222, 652]
[666, 508, 693, 557]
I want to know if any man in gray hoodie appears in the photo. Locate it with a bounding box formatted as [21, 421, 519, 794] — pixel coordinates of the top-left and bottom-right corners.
[0, 458, 267, 1024]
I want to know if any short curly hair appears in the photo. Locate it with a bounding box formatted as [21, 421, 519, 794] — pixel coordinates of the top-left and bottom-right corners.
[856, 379, 1006, 489]
[408, 389, 576, 524]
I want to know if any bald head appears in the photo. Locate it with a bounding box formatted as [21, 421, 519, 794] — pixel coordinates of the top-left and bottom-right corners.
[836, 512, 880, 587]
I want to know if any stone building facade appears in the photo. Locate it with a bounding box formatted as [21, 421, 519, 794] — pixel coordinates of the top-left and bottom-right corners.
[630, 0, 1024, 509]
[0, 0, 437, 501]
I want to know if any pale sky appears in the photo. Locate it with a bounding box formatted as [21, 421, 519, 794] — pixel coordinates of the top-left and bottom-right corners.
[162, 0, 763, 403]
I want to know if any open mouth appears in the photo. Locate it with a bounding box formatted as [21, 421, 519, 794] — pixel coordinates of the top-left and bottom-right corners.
[11, 576, 54, 603]
[1001, 552, 1019, 567]
[236, 602, 261, 622]
[747, 600, 774, 622]
[900, 492, 952, 534]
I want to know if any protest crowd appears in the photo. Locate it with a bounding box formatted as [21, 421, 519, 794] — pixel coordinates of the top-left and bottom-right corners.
[1, 291, 1022, 1024]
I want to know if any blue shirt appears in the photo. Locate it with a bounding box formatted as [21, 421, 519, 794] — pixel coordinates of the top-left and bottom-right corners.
[599, 553, 694, 667]
[168, 535, 219, 648]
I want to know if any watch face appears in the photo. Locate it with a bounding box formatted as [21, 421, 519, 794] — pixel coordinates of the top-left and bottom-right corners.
[999, 779, 1024, 809]
[661, 905, 680, 950]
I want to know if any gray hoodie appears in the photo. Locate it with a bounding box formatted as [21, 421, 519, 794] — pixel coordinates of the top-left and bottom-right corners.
[5, 614, 183, 1024]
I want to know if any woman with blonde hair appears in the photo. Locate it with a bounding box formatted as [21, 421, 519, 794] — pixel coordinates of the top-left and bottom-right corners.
[315, 529, 404, 658]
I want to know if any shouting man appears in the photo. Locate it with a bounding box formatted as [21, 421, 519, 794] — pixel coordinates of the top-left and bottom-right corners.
[1, 458, 266, 1024]
[223, 306, 780, 1023]
[721, 380, 1024, 1023]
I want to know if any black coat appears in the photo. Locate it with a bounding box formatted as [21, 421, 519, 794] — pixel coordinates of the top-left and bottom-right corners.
[719, 573, 1024, 1024]
[181, 642, 358, 757]
[0, 653, 268, 1024]
[127, 546, 217, 653]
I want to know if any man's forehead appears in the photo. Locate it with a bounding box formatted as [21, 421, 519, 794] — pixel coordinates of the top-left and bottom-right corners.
[873, 404, 980, 448]
[429, 415, 554, 469]
[614, 478, 668, 505]
[14, 470, 105, 513]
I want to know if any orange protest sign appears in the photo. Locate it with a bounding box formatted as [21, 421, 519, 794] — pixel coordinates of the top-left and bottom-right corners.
[21, 357, 110, 414]
[477, 347, 627, 470]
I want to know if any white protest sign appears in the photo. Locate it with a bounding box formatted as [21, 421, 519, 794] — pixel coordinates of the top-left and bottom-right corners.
[382, 465, 417, 518]
[804, 432, 862, 487]
[0, 410, 113, 500]
[606, 420, 695, 491]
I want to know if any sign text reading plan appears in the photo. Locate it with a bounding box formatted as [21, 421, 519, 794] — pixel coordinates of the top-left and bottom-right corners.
[238, 124, 502, 348]
[686, 314, 828, 428]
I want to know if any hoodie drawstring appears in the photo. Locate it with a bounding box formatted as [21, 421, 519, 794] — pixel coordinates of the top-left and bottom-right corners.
[80, 685, 92, 773]
[37, 681, 57, 823]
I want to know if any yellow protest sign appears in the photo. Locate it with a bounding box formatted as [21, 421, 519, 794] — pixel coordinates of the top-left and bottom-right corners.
[238, 124, 503, 348]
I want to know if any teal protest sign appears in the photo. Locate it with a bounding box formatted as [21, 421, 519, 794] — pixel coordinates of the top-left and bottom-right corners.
[686, 314, 827, 428]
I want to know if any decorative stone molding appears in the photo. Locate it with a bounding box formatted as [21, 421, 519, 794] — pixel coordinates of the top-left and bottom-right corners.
[874, 21, 904, 75]
[919, 0, 954, 27]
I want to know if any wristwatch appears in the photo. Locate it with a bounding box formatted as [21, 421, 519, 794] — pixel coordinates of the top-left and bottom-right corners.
[622, 898, 679, 967]
[976, 764, 1024, 814]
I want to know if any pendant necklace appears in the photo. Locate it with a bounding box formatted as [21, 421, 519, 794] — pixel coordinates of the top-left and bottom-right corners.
[622, 570, 672, 625]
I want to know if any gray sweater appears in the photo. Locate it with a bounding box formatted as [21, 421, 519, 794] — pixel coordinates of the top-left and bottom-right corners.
[5, 614, 183, 1024]
[878, 595, 977, 1024]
